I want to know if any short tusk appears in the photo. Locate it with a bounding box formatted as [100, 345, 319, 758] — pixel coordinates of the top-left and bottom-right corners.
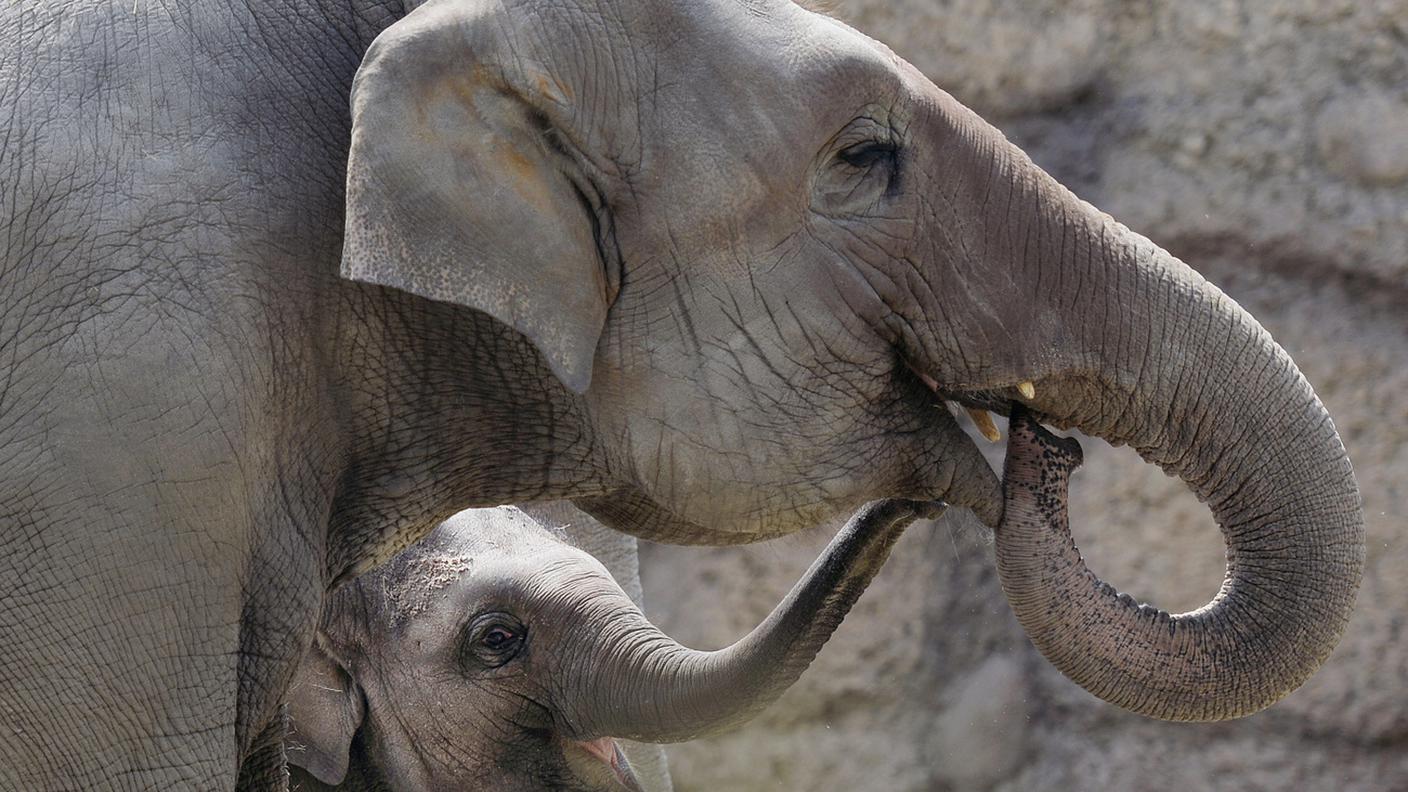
[965, 407, 1001, 442]
[1017, 380, 1036, 400]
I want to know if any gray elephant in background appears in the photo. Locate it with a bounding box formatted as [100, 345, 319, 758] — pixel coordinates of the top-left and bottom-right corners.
[1, 0, 1364, 788]
[285, 500, 938, 791]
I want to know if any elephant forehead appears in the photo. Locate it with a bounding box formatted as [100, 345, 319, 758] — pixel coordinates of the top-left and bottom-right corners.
[365, 552, 476, 630]
[633, 5, 905, 170]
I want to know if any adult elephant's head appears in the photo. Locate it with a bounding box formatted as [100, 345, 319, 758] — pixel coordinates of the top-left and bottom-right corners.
[340, 0, 1363, 720]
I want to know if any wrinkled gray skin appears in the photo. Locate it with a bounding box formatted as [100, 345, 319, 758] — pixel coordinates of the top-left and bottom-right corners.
[284, 502, 935, 792]
[0, 0, 1364, 789]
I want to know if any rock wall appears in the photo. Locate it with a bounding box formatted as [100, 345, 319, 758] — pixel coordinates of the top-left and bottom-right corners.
[638, 2, 1408, 789]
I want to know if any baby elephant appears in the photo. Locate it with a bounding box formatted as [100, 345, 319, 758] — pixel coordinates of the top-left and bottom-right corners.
[287, 500, 939, 791]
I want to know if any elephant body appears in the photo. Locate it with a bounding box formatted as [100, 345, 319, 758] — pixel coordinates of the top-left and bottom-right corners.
[0, 0, 1363, 789]
[3, 3, 379, 787]
[284, 502, 937, 792]
[1, 3, 545, 786]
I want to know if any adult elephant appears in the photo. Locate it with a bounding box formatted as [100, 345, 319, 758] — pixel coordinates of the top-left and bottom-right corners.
[0, 0, 1363, 789]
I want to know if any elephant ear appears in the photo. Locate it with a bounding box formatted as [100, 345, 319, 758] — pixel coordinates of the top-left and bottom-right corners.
[340, 4, 611, 393]
[286, 640, 365, 786]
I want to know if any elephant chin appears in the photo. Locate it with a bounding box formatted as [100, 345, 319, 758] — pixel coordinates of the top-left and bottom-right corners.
[575, 487, 827, 546]
[576, 421, 1002, 545]
[928, 422, 1006, 528]
[891, 370, 1023, 529]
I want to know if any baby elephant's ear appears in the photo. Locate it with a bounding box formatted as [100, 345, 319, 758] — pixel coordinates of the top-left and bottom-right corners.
[340, 4, 612, 394]
[286, 640, 365, 786]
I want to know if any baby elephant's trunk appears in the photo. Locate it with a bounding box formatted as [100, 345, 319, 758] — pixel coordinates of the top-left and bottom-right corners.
[568, 499, 942, 743]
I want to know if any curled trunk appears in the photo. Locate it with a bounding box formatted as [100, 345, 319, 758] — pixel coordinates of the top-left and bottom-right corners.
[916, 108, 1366, 719]
[567, 499, 942, 742]
[995, 265, 1364, 722]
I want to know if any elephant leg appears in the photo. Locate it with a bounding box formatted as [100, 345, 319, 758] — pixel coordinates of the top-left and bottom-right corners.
[236, 707, 290, 792]
[0, 503, 244, 789]
[520, 501, 675, 792]
[0, 423, 329, 789]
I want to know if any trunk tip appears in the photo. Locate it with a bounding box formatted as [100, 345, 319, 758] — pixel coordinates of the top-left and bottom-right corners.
[1008, 404, 1084, 471]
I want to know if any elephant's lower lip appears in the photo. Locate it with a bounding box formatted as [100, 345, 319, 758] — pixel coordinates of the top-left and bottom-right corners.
[567, 737, 644, 792]
[936, 414, 1006, 527]
[900, 363, 1019, 526]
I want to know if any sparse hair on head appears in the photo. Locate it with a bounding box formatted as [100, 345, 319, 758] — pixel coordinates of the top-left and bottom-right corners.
[793, 0, 839, 17]
[323, 507, 573, 639]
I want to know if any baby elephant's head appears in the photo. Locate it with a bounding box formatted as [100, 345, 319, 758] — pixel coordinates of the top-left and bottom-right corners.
[287, 501, 938, 791]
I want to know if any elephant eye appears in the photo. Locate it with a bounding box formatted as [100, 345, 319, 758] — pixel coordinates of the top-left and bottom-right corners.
[813, 123, 902, 213]
[482, 626, 516, 650]
[837, 140, 897, 170]
[463, 612, 527, 669]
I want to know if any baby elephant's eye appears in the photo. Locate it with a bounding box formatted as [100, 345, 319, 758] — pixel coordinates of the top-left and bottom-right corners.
[463, 612, 527, 669]
[482, 626, 516, 650]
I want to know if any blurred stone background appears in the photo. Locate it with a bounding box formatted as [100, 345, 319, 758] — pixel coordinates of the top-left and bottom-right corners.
[637, 2, 1408, 789]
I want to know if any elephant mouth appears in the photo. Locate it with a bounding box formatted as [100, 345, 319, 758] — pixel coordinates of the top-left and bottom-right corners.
[565, 737, 644, 792]
[946, 389, 1028, 419]
[902, 362, 1051, 526]
[907, 365, 1036, 423]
